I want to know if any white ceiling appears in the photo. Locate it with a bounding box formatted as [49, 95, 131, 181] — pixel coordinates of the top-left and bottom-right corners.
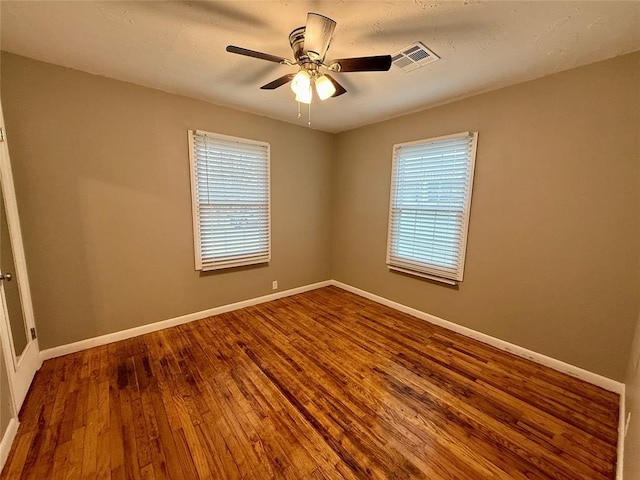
[1, 1, 639, 133]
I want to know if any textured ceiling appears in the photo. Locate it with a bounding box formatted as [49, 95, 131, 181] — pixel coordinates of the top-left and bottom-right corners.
[1, 1, 639, 133]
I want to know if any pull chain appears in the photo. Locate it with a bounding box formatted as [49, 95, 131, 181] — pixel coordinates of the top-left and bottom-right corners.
[294, 100, 311, 127]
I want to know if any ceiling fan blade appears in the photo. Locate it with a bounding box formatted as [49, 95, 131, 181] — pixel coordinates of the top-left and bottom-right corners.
[303, 12, 336, 61]
[226, 45, 286, 64]
[260, 74, 296, 90]
[324, 74, 347, 97]
[329, 55, 392, 72]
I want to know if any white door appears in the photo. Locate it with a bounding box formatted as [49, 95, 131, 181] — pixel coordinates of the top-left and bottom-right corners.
[0, 101, 40, 413]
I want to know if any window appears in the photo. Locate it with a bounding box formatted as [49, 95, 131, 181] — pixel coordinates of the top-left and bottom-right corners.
[188, 130, 270, 271]
[387, 132, 478, 284]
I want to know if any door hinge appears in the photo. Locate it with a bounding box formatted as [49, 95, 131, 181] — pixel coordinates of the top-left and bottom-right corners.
[30, 327, 37, 340]
[0, 128, 4, 142]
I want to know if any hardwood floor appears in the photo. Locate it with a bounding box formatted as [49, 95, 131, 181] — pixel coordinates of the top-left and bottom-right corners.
[1, 286, 619, 479]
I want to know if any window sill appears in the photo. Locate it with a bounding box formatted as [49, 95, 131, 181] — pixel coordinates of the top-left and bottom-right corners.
[387, 265, 458, 286]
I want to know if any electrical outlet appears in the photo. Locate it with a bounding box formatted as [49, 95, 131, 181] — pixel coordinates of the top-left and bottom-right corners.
[625, 412, 632, 438]
[272, 280, 278, 290]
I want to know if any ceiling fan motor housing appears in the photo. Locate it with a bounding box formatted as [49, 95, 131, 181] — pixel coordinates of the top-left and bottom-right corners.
[289, 27, 306, 63]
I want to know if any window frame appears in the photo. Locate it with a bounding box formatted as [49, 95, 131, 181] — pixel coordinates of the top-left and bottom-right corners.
[386, 131, 478, 285]
[188, 129, 271, 271]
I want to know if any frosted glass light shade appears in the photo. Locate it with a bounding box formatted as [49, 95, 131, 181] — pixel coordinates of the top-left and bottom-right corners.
[315, 75, 336, 100]
[295, 84, 313, 104]
[291, 70, 311, 95]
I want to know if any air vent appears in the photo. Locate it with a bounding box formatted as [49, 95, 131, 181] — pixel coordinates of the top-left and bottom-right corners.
[392, 42, 439, 72]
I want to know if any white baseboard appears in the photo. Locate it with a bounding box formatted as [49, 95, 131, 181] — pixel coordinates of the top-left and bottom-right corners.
[40, 280, 332, 361]
[0, 417, 18, 473]
[42, 277, 625, 394]
[331, 280, 624, 394]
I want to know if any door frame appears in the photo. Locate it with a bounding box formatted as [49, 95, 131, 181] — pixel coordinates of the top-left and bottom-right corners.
[0, 101, 41, 414]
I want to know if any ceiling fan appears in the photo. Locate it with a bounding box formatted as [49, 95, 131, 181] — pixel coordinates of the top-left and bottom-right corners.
[226, 12, 392, 105]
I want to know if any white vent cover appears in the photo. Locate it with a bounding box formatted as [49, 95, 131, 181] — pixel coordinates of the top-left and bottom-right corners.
[392, 42, 439, 72]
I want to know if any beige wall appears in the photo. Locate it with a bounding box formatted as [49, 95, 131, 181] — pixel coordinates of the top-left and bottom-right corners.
[332, 52, 640, 381]
[625, 311, 640, 477]
[0, 52, 334, 349]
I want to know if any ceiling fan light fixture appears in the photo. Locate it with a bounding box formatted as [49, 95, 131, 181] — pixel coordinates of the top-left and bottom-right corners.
[315, 74, 336, 100]
[291, 70, 311, 96]
[295, 84, 313, 104]
[226, 11, 391, 117]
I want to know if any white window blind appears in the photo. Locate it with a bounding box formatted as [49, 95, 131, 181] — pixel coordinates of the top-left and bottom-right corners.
[188, 130, 270, 271]
[387, 132, 478, 284]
